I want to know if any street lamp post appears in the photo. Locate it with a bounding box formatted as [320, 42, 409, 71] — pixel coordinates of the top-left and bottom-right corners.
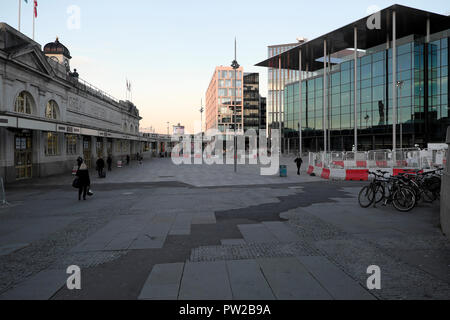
[231, 39, 240, 173]
[396, 80, 404, 150]
[200, 100, 204, 153]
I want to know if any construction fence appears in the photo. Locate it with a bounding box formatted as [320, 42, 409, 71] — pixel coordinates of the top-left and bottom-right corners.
[309, 148, 448, 170]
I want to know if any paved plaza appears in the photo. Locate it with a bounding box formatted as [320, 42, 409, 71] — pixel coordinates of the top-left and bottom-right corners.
[0, 157, 449, 300]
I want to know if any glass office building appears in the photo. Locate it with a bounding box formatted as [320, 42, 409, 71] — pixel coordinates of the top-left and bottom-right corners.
[243, 73, 266, 134]
[284, 34, 448, 151]
[267, 43, 301, 133]
[256, 5, 450, 152]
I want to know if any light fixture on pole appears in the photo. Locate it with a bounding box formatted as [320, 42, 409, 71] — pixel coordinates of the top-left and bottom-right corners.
[231, 38, 240, 173]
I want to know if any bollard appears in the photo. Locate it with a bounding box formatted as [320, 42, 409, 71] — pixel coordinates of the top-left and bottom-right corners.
[1, 177, 9, 206]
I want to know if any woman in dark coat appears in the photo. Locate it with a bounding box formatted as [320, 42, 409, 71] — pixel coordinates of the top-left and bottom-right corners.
[76, 162, 91, 200]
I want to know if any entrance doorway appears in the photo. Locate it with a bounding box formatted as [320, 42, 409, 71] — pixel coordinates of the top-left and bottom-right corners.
[83, 137, 92, 168]
[14, 132, 33, 180]
[96, 138, 104, 158]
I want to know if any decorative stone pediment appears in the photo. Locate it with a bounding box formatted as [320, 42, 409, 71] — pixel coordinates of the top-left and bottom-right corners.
[9, 45, 54, 76]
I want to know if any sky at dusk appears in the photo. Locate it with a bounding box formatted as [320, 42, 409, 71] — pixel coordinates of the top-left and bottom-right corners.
[1, 0, 449, 133]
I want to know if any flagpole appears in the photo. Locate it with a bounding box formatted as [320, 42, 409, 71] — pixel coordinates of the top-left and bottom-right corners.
[32, 4, 35, 40]
[18, 0, 21, 32]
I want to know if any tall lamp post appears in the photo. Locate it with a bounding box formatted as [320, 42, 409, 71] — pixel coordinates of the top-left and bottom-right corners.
[200, 100, 204, 152]
[231, 39, 240, 173]
[396, 80, 404, 150]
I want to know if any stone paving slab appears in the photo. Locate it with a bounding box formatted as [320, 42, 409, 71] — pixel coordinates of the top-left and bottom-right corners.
[192, 212, 216, 225]
[226, 260, 275, 300]
[296, 256, 376, 300]
[129, 234, 166, 250]
[103, 232, 137, 251]
[262, 222, 301, 243]
[138, 263, 185, 300]
[0, 269, 66, 300]
[257, 257, 332, 300]
[221, 239, 246, 245]
[238, 224, 279, 244]
[169, 213, 192, 236]
[178, 261, 232, 300]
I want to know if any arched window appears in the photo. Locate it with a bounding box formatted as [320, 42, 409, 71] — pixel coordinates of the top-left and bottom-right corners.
[45, 100, 59, 120]
[130, 125, 134, 134]
[15, 91, 34, 114]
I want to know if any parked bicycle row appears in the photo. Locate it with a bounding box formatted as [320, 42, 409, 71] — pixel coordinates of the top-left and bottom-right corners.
[358, 168, 443, 212]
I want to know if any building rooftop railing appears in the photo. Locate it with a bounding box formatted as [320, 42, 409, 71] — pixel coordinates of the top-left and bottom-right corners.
[69, 76, 120, 104]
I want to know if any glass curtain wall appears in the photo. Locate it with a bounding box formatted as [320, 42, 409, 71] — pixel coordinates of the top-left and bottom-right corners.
[284, 33, 449, 152]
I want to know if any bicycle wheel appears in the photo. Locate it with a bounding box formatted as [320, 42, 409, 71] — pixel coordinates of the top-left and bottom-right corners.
[421, 188, 437, 203]
[392, 188, 416, 212]
[374, 184, 385, 204]
[358, 186, 375, 208]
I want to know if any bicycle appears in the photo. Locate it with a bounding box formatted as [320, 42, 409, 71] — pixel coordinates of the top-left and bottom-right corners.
[358, 170, 387, 208]
[359, 171, 416, 212]
[398, 169, 443, 204]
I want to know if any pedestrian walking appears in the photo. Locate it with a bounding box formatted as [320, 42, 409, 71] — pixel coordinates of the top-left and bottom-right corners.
[76, 162, 91, 201]
[107, 155, 113, 172]
[294, 154, 303, 176]
[137, 153, 142, 165]
[126, 154, 130, 165]
[96, 157, 105, 178]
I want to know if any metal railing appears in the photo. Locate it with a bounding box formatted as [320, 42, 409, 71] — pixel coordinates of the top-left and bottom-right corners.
[69, 76, 120, 104]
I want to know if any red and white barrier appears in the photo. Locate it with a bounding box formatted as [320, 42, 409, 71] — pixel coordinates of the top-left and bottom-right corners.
[308, 166, 433, 181]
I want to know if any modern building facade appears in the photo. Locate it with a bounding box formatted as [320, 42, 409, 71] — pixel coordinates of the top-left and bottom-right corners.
[257, 5, 450, 153]
[243, 72, 266, 134]
[267, 41, 304, 135]
[0, 23, 170, 183]
[205, 66, 244, 133]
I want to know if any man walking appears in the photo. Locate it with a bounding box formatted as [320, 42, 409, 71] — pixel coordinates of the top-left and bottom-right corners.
[294, 154, 303, 176]
[96, 157, 105, 178]
[107, 155, 112, 172]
